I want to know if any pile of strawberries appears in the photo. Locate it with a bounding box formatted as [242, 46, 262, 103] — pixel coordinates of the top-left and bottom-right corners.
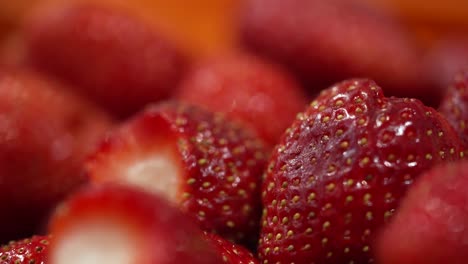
[0, 0, 467, 263]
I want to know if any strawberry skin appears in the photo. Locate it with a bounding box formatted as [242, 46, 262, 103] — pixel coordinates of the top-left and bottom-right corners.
[203, 232, 259, 264]
[258, 79, 463, 264]
[377, 160, 468, 264]
[86, 101, 267, 244]
[48, 184, 223, 264]
[425, 38, 468, 89]
[439, 71, 468, 151]
[0, 68, 112, 242]
[0, 235, 51, 264]
[23, 4, 187, 118]
[176, 54, 308, 147]
[240, 0, 436, 105]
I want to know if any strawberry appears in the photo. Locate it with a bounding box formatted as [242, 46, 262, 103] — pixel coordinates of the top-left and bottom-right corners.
[47, 184, 223, 264]
[0, 68, 112, 242]
[425, 38, 468, 89]
[239, 0, 437, 105]
[176, 54, 308, 147]
[376, 160, 468, 264]
[0, 235, 51, 264]
[258, 79, 463, 264]
[23, 4, 187, 118]
[85, 101, 267, 245]
[203, 232, 259, 264]
[439, 71, 468, 152]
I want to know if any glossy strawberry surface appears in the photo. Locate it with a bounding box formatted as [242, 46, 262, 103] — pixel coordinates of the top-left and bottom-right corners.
[204, 232, 259, 264]
[0, 235, 51, 264]
[258, 79, 463, 263]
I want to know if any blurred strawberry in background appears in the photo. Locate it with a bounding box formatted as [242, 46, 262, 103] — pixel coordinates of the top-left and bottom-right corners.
[176, 54, 308, 147]
[0, 68, 112, 242]
[239, 0, 432, 103]
[424, 38, 468, 88]
[1, 0, 467, 60]
[0, 0, 242, 59]
[23, 3, 188, 118]
[358, 0, 468, 50]
[1, 1, 467, 107]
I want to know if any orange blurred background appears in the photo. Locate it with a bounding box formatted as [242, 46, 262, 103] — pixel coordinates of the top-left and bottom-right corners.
[0, 0, 467, 59]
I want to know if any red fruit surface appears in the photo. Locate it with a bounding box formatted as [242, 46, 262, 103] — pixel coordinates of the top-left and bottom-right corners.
[376, 160, 468, 264]
[425, 38, 468, 89]
[203, 232, 259, 264]
[439, 71, 468, 152]
[258, 79, 464, 264]
[0, 68, 112, 242]
[24, 4, 187, 118]
[0, 235, 51, 264]
[48, 184, 223, 264]
[86, 101, 267, 244]
[240, 0, 436, 105]
[176, 54, 308, 147]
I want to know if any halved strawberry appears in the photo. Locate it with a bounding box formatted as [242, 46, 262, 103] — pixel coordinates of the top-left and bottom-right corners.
[176, 54, 308, 147]
[439, 71, 468, 151]
[258, 79, 463, 263]
[376, 160, 468, 264]
[47, 184, 223, 264]
[239, 0, 437, 105]
[0, 235, 51, 264]
[0, 68, 112, 242]
[23, 4, 187, 118]
[203, 232, 259, 264]
[85, 101, 267, 245]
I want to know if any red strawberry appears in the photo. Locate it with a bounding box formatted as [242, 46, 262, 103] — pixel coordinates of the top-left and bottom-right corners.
[0, 235, 51, 264]
[23, 4, 187, 118]
[85, 101, 267, 245]
[258, 79, 463, 264]
[47, 184, 223, 264]
[239, 0, 437, 105]
[376, 160, 468, 264]
[439, 71, 468, 152]
[0, 68, 112, 242]
[203, 232, 259, 264]
[425, 38, 468, 89]
[176, 54, 308, 147]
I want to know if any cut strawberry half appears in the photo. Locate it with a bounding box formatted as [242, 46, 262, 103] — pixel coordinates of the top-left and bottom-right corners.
[86, 101, 267, 245]
[48, 184, 223, 264]
[88, 113, 184, 201]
